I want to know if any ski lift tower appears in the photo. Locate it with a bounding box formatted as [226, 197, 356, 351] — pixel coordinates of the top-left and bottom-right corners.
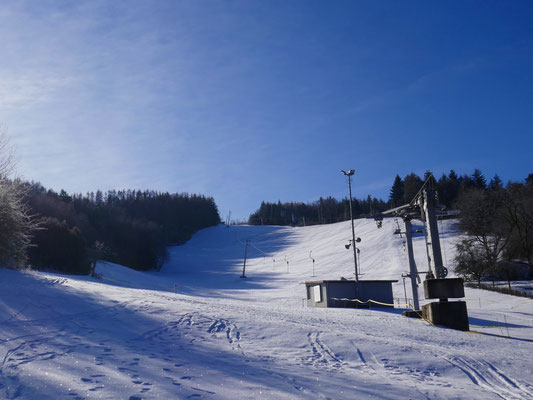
[380, 174, 469, 331]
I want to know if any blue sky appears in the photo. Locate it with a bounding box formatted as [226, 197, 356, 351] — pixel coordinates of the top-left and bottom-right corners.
[1, 1, 532, 220]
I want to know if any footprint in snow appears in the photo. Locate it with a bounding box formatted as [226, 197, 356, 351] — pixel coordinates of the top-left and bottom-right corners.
[118, 367, 137, 373]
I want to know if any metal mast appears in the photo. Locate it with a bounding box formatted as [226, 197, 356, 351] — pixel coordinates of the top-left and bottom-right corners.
[342, 170, 359, 282]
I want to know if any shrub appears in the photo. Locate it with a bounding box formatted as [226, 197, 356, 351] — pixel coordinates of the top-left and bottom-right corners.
[29, 217, 89, 274]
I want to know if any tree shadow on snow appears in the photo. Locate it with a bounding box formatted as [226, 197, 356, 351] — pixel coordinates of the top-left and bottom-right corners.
[158, 225, 299, 295]
[0, 269, 397, 399]
[468, 316, 529, 329]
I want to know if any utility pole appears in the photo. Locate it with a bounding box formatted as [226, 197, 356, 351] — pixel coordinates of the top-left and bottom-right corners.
[403, 218, 420, 311]
[421, 184, 445, 278]
[342, 170, 359, 282]
[240, 239, 249, 278]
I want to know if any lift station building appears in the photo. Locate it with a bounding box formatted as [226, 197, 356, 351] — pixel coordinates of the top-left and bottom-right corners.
[303, 280, 397, 308]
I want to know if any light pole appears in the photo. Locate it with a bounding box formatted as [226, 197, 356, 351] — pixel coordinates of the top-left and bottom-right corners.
[342, 169, 359, 282]
[240, 239, 249, 278]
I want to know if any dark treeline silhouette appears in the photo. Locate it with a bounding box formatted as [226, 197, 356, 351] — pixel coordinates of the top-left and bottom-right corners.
[389, 168, 495, 209]
[248, 169, 494, 227]
[248, 196, 389, 226]
[25, 183, 220, 274]
[453, 172, 533, 282]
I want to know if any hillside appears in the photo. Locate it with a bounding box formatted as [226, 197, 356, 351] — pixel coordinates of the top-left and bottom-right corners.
[0, 218, 532, 399]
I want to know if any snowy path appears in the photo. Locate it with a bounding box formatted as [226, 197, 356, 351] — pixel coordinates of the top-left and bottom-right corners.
[0, 219, 532, 399]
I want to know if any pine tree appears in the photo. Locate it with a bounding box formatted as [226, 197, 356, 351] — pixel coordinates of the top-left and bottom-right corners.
[389, 175, 404, 207]
[488, 174, 503, 191]
[472, 169, 487, 189]
[403, 173, 423, 203]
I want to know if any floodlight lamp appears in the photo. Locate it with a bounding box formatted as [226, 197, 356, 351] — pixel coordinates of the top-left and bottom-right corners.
[355, 237, 361, 243]
[345, 243, 351, 250]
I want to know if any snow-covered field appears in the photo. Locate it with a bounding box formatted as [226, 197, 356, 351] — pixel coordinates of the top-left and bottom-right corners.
[0, 218, 532, 399]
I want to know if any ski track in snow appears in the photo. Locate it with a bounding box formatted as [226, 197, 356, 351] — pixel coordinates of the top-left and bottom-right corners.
[441, 355, 533, 400]
[0, 219, 532, 399]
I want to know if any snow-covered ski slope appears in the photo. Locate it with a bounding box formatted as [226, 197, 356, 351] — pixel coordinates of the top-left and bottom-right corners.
[1, 218, 532, 399]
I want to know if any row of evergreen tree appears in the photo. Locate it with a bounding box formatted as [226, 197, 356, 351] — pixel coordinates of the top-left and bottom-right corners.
[389, 169, 503, 209]
[24, 183, 220, 274]
[248, 169, 498, 227]
[248, 196, 389, 226]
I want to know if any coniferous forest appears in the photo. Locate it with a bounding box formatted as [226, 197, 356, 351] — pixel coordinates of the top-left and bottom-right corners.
[24, 183, 220, 274]
[249, 169, 510, 226]
[248, 196, 389, 226]
[2, 166, 530, 279]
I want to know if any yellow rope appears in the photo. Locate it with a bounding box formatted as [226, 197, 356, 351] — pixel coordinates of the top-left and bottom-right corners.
[470, 325, 529, 329]
[407, 306, 533, 342]
[330, 297, 403, 307]
[467, 330, 533, 342]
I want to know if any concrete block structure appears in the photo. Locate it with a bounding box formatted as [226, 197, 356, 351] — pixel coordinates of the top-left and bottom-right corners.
[422, 278, 469, 331]
[424, 278, 465, 299]
[303, 280, 397, 308]
[422, 301, 469, 331]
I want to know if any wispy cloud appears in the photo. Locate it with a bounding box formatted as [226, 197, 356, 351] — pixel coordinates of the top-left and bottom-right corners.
[0, 74, 77, 109]
[351, 59, 481, 114]
[0, 0, 531, 220]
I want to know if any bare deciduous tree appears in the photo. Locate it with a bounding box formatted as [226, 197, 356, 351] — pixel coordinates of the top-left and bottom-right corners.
[0, 130, 36, 268]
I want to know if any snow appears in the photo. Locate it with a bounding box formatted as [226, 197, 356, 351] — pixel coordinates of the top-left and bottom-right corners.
[0, 218, 532, 399]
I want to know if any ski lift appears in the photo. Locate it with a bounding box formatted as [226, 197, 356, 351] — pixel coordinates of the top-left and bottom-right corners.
[374, 213, 383, 229]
